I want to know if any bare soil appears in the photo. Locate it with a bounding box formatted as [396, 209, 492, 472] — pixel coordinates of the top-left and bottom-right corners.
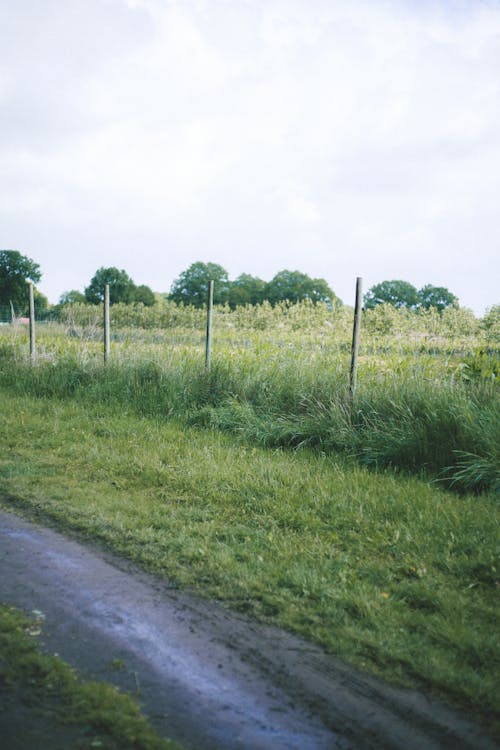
[0, 507, 497, 750]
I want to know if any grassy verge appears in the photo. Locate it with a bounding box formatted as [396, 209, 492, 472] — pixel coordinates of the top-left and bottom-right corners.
[0, 392, 498, 734]
[0, 332, 498, 493]
[0, 604, 181, 749]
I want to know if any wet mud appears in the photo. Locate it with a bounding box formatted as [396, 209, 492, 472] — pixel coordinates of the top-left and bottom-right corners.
[0, 508, 497, 749]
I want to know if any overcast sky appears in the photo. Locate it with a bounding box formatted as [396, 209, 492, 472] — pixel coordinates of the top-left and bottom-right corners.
[1, 0, 499, 314]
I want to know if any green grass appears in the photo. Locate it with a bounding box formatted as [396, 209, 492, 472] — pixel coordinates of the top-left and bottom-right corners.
[0, 320, 498, 493]
[0, 603, 182, 749]
[0, 392, 498, 734]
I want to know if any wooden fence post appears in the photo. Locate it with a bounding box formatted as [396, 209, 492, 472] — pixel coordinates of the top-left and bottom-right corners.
[28, 282, 36, 363]
[205, 280, 214, 371]
[349, 277, 363, 400]
[104, 284, 110, 363]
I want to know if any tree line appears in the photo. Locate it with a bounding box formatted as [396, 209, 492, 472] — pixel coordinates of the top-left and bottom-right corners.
[1, 250, 463, 317]
[66, 262, 342, 310]
[168, 262, 340, 308]
[364, 280, 459, 313]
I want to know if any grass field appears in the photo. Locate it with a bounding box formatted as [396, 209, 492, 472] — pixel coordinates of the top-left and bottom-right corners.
[1, 301, 499, 492]
[0, 302, 499, 732]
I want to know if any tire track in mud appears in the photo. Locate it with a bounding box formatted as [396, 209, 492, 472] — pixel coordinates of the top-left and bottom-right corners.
[0, 508, 497, 750]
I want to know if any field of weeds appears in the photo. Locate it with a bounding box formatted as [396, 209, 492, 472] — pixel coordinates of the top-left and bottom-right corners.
[1, 300, 498, 493]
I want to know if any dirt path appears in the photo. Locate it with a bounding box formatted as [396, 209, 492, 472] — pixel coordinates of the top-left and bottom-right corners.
[0, 508, 497, 750]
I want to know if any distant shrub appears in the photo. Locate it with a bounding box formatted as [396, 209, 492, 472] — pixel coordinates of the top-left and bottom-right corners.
[481, 305, 500, 343]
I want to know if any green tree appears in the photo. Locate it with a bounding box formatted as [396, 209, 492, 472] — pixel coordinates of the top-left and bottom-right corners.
[265, 270, 338, 307]
[228, 274, 266, 308]
[418, 284, 458, 312]
[59, 290, 87, 305]
[85, 267, 136, 305]
[132, 284, 156, 307]
[364, 280, 420, 310]
[480, 304, 500, 343]
[33, 289, 50, 317]
[0, 250, 41, 314]
[169, 262, 230, 307]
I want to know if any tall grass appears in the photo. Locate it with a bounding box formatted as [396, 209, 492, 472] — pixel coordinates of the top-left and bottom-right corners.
[0, 309, 498, 494]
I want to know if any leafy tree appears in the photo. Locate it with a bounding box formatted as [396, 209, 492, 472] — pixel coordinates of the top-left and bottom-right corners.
[418, 284, 458, 312]
[0, 250, 41, 314]
[132, 284, 156, 307]
[364, 280, 420, 310]
[480, 304, 500, 343]
[33, 289, 49, 316]
[169, 262, 230, 307]
[228, 274, 266, 308]
[85, 267, 136, 305]
[59, 290, 87, 305]
[265, 270, 338, 307]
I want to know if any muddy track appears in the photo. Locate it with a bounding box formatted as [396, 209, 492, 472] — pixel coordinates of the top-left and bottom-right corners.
[0, 508, 497, 750]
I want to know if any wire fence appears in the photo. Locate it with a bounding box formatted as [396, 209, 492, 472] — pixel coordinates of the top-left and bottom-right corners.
[1, 287, 495, 372]
[0, 304, 13, 323]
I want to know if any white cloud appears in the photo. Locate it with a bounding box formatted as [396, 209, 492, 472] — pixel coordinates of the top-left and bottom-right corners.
[286, 196, 321, 225]
[0, 0, 499, 312]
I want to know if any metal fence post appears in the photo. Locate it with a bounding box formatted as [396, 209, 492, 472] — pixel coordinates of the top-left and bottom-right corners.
[29, 282, 36, 363]
[104, 284, 110, 363]
[205, 280, 214, 370]
[349, 277, 363, 400]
